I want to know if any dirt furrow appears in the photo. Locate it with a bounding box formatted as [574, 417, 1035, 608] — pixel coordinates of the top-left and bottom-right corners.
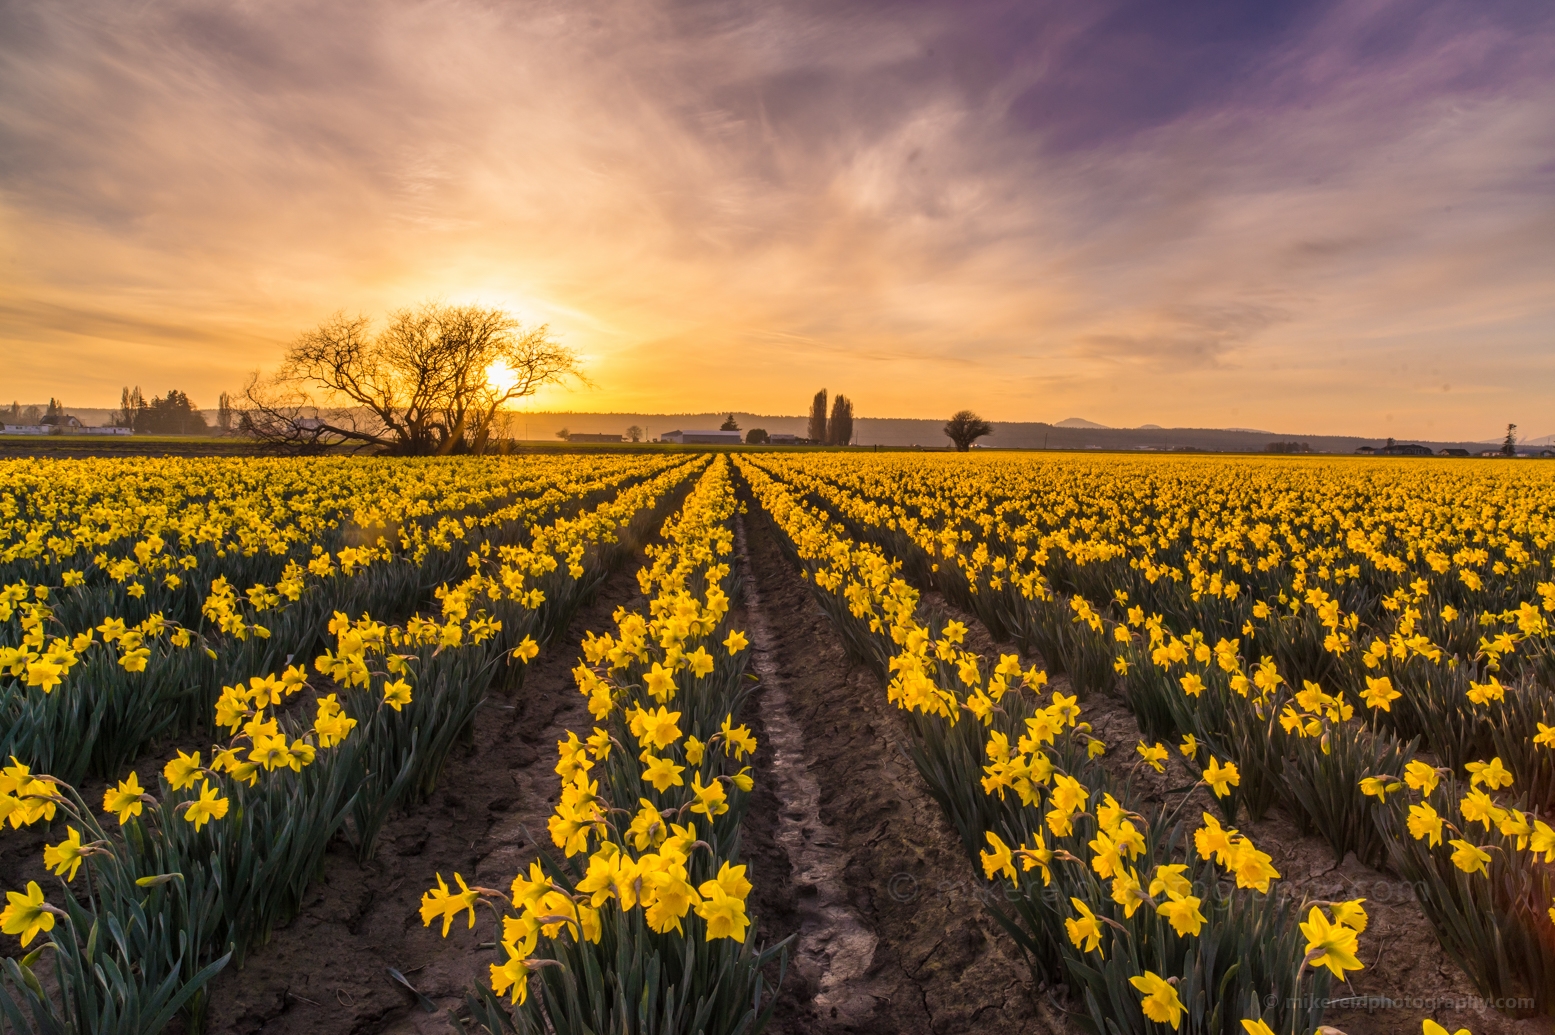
[737, 510, 1064, 1035]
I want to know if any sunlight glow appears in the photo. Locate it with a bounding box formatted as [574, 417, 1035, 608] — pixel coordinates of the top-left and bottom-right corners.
[485, 361, 519, 397]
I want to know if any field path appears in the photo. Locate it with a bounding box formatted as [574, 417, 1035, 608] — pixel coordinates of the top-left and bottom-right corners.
[736, 510, 1069, 1035]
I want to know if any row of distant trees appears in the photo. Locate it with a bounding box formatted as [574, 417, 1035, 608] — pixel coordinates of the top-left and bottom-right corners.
[807, 390, 855, 446]
[2, 401, 51, 426]
[809, 392, 992, 451]
[113, 387, 236, 435]
[2, 393, 234, 435]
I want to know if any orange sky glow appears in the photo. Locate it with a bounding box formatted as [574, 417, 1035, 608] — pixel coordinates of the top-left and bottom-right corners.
[1, 1, 1552, 440]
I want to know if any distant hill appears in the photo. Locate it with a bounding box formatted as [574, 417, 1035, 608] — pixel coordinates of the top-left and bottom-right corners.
[498, 412, 1504, 454]
[1054, 417, 1110, 429]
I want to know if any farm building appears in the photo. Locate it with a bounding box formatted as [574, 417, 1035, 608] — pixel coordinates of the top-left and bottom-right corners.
[659, 429, 743, 444]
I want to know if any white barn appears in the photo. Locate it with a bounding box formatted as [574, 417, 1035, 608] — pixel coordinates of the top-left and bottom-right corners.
[659, 429, 743, 444]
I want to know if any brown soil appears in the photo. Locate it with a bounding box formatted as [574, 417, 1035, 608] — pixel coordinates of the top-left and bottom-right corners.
[736, 514, 1073, 1035]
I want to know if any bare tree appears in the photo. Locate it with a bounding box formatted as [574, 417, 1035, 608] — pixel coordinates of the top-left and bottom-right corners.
[242, 302, 586, 454]
[626, 425, 643, 443]
[808, 389, 828, 444]
[943, 410, 993, 451]
[827, 394, 854, 446]
[555, 427, 571, 441]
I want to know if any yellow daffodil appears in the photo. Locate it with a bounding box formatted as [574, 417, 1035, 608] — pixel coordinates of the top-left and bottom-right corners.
[1129, 971, 1185, 1029]
[0, 882, 56, 946]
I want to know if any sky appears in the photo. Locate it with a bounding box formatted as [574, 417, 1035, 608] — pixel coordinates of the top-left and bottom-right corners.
[1, 0, 1552, 440]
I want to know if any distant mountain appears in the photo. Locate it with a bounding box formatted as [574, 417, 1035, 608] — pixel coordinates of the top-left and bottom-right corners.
[1137, 424, 1163, 430]
[1225, 427, 1275, 434]
[1054, 417, 1110, 429]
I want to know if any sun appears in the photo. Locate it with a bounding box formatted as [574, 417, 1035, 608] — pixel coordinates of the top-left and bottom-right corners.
[486, 361, 519, 396]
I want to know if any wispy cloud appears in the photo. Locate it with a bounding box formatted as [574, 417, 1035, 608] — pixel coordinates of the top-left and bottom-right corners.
[0, 0, 1551, 438]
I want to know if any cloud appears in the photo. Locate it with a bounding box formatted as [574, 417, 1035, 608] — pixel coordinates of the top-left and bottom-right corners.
[0, 0, 1551, 439]
[1075, 301, 1293, 368]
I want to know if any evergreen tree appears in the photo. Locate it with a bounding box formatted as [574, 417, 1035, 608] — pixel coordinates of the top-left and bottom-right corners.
[827, 394, 854, 446]
[138, 390, 208, 435]
[807, 389, 828, 444]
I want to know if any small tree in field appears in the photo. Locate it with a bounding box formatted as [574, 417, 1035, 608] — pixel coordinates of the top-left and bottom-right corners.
[1503, 424, 1518, 456]
[745, 428, 769, 444]
[944, 410, 992, 452]
[626, 425, 643, 443]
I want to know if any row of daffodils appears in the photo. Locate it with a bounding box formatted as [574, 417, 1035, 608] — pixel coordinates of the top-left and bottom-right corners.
[421, 455, 788, 1035]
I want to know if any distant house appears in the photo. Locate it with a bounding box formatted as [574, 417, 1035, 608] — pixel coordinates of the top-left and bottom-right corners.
[2, 421, 129, 436]
[39, 413, 84, 428]
[1438, 448, 1471, 457]
[1376, 443, 1432, 456]
[659, 429, 743, 445]
[768, 433, 800, 445]
[566, 432, 624, 443]
[1355, 446, 1375, 454]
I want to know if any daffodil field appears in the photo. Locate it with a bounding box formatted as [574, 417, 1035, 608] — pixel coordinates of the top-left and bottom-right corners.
[0, 453, 706, 1030]
[0, 449, 1550, 1035]
[736, 452, 1555, 1033]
